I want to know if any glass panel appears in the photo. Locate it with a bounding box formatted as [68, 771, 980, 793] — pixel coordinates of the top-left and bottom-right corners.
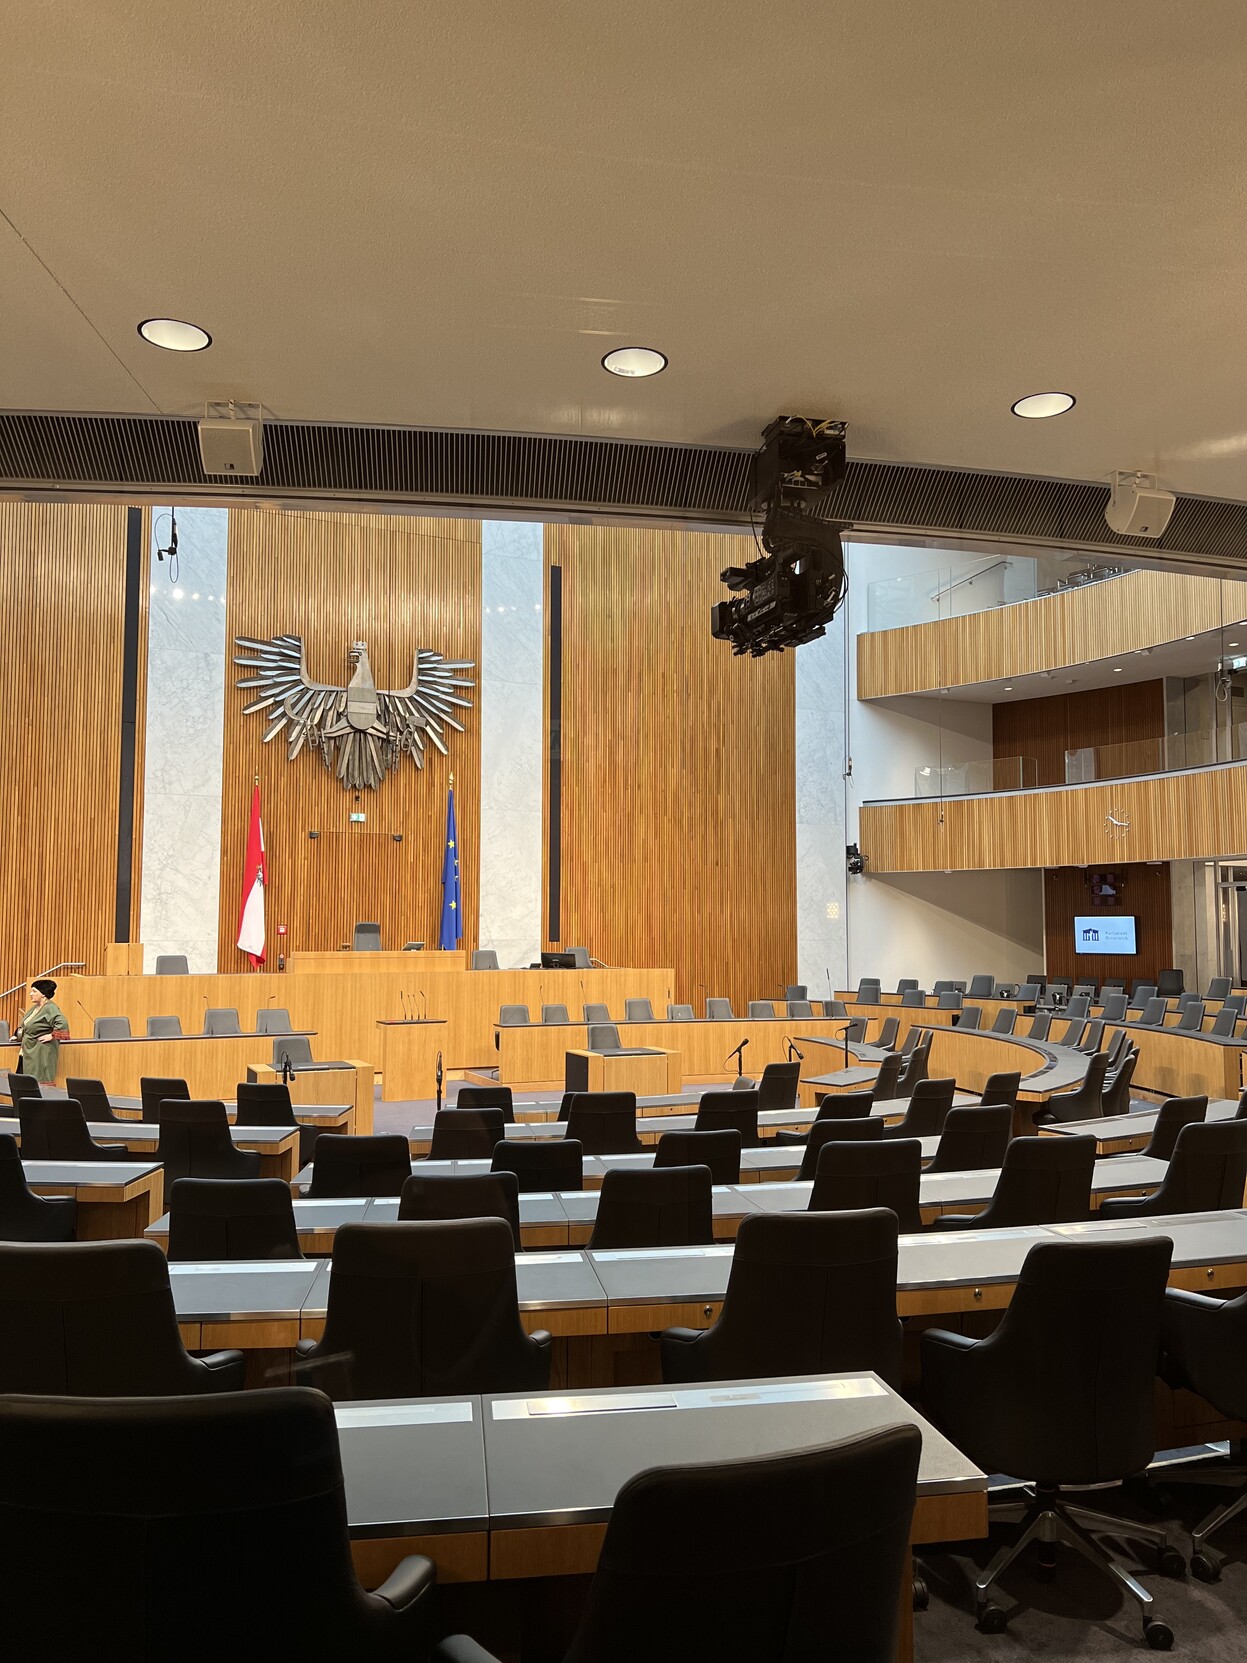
[865, 551, 1128, 630]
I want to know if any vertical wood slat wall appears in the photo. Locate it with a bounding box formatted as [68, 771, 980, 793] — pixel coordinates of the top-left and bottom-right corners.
[0, 502, 134, 1001]
[544, 524, 797, 1013]
[1043, 863, 1173, 984]
[217, 510, 482, 966]
[993, 680, 1166, 787]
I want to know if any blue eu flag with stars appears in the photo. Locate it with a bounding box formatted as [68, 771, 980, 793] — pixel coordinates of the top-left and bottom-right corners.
[439, 781, 461, 949]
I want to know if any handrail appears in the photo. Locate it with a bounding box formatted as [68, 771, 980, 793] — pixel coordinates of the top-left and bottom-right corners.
[0, 961, 86, 1002]
[929, 559, 1009, 603]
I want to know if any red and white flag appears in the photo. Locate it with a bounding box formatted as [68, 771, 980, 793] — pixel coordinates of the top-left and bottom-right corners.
[236, 783, 267, 966]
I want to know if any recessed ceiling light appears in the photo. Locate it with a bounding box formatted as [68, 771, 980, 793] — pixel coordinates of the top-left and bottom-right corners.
[138, 317, 212, 351]
[1113, 666, 1124, 673]
[602, 346, 667, 378]
[1011, 390, 1075, 419]
[1230, 641, 1241, 647]
[1003, 685, 1013, 691]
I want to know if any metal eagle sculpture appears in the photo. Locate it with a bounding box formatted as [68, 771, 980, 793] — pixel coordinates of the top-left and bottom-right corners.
[234, 636, 475, 791]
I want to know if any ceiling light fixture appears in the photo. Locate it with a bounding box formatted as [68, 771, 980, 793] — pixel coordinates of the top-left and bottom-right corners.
[138, 317, 212, 351]
[1113, 666, 1124, 673]
[1011, 390, 1075, 419]
[601, 346, 667, 378]
[1003, 685, 1013, 691]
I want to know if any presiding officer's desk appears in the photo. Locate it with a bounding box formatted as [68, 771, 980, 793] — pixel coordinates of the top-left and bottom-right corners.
[21, 1158, 164, 1238]
[337, 1373, 988, 1663]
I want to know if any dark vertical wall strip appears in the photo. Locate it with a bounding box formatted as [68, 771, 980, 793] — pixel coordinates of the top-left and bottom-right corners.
[114, 507, 143, 942]
[547, 563, 563, 940]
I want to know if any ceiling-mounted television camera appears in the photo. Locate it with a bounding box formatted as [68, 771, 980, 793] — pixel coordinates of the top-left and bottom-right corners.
[711, 415, 851, 657]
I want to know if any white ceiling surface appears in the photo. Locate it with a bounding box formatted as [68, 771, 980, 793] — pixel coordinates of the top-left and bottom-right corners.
[5, 3, 1247, 497]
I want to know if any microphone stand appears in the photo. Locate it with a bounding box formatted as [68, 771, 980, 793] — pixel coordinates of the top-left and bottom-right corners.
[435, 1050, 444, 1115]
[785, 1038, 805, 1064]
[725, 1038, 748, 1078]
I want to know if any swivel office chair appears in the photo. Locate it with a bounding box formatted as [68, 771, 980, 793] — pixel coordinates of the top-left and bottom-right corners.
[1140, 1096, 1208, 1161]
[808, 1138, 923, 1233]
[930, 1134, 1096, 1231]
[156, 1101, 262, 1185]
[564, 1092, 642, 1155]
[306, 1134, 412, 1198]
[1097, 1121, 1247, 1219]
[167, 1177, 303, 1261]
[881, 1077, 955, 1140]
[587, 1165, 715, 1250]
[399, 1170, 522, 1250]
[0, 1133, 76, 1241]
[694, 1089, 759, 1147]
[492, 1138, 584, 1193]
[427, 1107, 507, 1161]
[654, 1129, 741, 1186]
[925, 1105, 1012, 1174]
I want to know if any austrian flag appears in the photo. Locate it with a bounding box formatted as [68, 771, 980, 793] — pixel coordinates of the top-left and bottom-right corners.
[236, 783, 267, 965]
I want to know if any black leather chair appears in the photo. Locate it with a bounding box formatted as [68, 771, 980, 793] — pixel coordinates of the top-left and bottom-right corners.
[1033, 1050, 1111, 1125]
[491, 1138, 584, 1193]
[139, 1075, 189, 1123]
[881, 1077, 955, 1140]
[661, 1210, 903, 1390]
[64, 1077, 124, 1123]
[922, 1238, 1179, 1644]
[17, 1098, 132, 1161]
[5, 1072, 40, 1103]
[756, 1061, 800, 1115]
[293, 1220, 551, 1400]
[925, 1105, 1012, 1173]
[1141, 1095, 1208, 1161]
[795, 1118, 885, 1178]
[588, 1165, 715, 1250]
[871, 1051, 905, 1101]
[773, 1090, 872, 1148]
[654, 1129, 741, 1185]
[693, 1089, 759, 1147]
[454, 1085, 515, 1123]
[235, 1079, 320, 1166]
[431, 1424, 919, 1663]
[0, 1238, 244, 1393]
[808, 1138, 923, 1233]
[0, 1133, 75, 1240]
[895, 1033, 931, 1094]
[1156, 968, 1185, 998]
[156, 1100, 263, 1185]
[1100, 1048, 1139, 1117]
[1098, 1121, 1247, 1219]
[0, 1388, 435, 1660]
[307, 1134, 412, 1198]
[399, 1170, 522, 1249]
[563, 1092, 642, 1154]
[978, 1071, 1021, 1115]
[1158, 1285, 1247, 1578]
[167, 1177, 304, 1260]
[428, 1107, 507, 1161]
[930, 1134, 1096, 1231]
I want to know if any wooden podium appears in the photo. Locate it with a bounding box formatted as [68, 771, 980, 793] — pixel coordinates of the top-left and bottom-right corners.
[249, 1061, 374, 1135]
[376, 1019, 449, 1102]
[564, 1049, 682, 1095]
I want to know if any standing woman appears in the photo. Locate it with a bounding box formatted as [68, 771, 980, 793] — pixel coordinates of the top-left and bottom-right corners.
[15, 979, 70, 1085]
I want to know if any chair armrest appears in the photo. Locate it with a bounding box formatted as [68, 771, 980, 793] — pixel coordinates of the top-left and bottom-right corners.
[772, 1130, 806, 1146]
[661, 1326, 703, 1346]
[921, 1328, 979, 1359]
[1164, 1286, 1227, 1317]
[433, 1638, 503, 1663]
[927, 1213, 976, 1232]
[371, 1553, 436, 1613]
[196, 1350, 246, 1390]
[528, 1330, 552, 1351]
[294, 1337, 318, 1358]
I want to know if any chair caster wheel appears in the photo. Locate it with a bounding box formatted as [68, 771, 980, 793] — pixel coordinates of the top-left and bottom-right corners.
[976, 1602, 1008, 1634]
[1191, 1551, 1222, 1584]
[1144, 1618, 1174, 1651]
[1158, 1548, 1185, 1578]
[912, 1575, 929, 1611]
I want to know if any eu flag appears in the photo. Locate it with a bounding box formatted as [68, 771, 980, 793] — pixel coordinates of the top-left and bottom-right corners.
[439, 782, 462, 949]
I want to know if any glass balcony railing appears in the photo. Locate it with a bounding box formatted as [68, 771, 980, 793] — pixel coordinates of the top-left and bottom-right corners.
[865, 552, 1128, 632]
[914, 755, 1038, 798]
[1065, 726, 1247, 784]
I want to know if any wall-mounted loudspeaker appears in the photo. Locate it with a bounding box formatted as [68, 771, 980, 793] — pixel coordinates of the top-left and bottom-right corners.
[198, 416, 264, 477]
[1105, 472, 1175, 539]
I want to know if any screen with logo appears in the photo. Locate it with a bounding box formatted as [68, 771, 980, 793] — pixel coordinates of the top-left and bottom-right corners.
[1074, 915, 1137, 955]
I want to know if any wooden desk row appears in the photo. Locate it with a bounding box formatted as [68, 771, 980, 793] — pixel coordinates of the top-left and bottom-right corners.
[53, 966, 674, 1078]
[2, 1118, 304, 1181]
[21, 1160, 165, 1238]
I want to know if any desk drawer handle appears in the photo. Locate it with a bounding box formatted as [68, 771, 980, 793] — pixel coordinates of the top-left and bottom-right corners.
[1208, 1268, 1215, 1280]
[703, 1304, 714, 1319]
[973, 1287, 983, 1301]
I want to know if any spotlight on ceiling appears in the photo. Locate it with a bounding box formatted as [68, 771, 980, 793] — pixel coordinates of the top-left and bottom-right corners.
[602, 346, 667, 378]
[1011, 391, 1075, 419]
[138, 318, 212, 352]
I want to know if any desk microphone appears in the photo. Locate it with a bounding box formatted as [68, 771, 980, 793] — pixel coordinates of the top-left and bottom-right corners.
[725, 1037, 748, 1077]
[785, 1037, 805, 1063]
[76, 998, 94, 1030]
[435, 1049, 444, 1114]
[399, 991, 409, 1020]
[697, 982, 707, 1017]
[420, 991, 428, 1021]
[280, 1049, 297, 1085]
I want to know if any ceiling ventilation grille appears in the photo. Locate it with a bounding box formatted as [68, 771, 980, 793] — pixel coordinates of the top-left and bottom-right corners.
[2, 410, 1245, 565]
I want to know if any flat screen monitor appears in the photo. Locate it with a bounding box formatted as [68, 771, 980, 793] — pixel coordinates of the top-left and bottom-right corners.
[541, 951, 578, 970]
[1074, 915, 1137, 955]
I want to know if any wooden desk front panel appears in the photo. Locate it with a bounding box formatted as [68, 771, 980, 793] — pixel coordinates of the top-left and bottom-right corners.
[58, 967, 672, 1076]
[377, 1022, 448, 1101]
[46, 1035, 300, 1099]
[250, 1063, 372, 1134]
[289, 950, 467, 973]
[498, 1016, 852, 1086]
[1103, 1022, 1244, 1100]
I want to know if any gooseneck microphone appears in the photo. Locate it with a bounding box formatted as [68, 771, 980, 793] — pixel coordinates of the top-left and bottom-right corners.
[784, 1037, 805, 1063]
[725, 1037, 748, 1077]
[435, 1050, 444, 1114]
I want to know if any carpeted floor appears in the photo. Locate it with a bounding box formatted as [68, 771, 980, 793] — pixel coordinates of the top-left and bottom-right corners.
[918, 1475, 1247, 1657]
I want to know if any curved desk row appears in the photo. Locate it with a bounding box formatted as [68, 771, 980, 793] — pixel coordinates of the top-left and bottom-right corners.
[1102, 1019, 1247, 1101]
[1041, 1098, 1240, 1156]
[155, 1154, 1168, 1254]
[2, 1118, 303, 1180]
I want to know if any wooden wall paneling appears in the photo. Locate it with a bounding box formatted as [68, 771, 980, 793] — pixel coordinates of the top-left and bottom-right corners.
[861, 763, 1247, 872]
[128, 508, 151, 942]
[1042, 863, 1173, 984]
[0, 503, 134, 1016]
[544, 526, 796, 1012]
[859, 572, 1247, 699]
[993, 680, 1165, 787]
[218, 511, 482, 965]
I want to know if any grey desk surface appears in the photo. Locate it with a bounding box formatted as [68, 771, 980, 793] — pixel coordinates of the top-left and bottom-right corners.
[15, 1091, 350, 1118]
[168, 1258, 322, 1322]
[1045, 1100, 1239, 1141]
[558, 1185, 758, 1226]
[302, 1249, 609, 1320]
[366, 1193, 572, 1229]
[335, 1396, 489, 1537]
[588, 1243, 735, 1306]
[481, 1372, 986, 1529]
[20, 1158, 162, 1186]
[2, 1118, 298, 1148]
[147, 1196, 372, 1240]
